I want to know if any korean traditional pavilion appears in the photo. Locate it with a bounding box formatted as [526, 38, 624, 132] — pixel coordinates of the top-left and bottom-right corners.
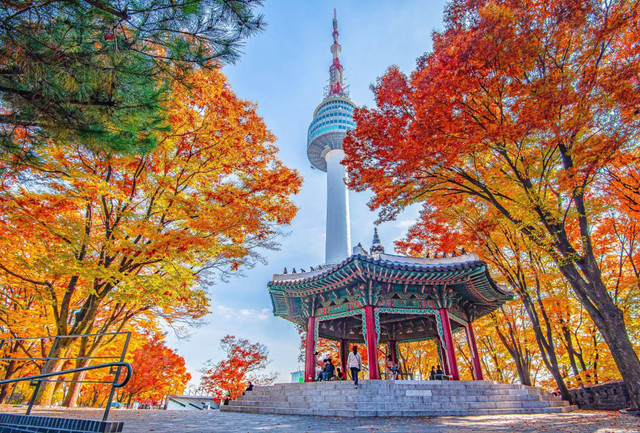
[268, 231, 513, 382]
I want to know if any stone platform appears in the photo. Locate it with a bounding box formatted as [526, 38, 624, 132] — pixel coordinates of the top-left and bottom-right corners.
[221, 380, 577, 417]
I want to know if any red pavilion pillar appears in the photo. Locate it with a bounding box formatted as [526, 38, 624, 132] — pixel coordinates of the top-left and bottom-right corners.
[363, 305, 380, 379]
[388, 340, 398, 365]
[438, 308, 460, 380]
[466, 322, 484, 380]
[340, 339, 349, 378]
[304, 316, 317, 382]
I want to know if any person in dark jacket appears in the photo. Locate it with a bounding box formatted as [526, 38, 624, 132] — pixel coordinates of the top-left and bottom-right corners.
[322, 358, 335, 381]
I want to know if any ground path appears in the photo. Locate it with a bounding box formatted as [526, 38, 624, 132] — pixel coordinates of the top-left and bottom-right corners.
[1, 407, 636, 432]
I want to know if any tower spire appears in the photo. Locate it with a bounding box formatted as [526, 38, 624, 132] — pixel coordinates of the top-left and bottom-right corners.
[328, 8, 345, 98]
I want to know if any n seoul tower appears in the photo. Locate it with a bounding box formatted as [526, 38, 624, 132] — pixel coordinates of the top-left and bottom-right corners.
[307, 10, 357, 264]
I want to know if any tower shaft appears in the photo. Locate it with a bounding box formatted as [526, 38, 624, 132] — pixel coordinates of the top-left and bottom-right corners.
[325, 149, 351, 263]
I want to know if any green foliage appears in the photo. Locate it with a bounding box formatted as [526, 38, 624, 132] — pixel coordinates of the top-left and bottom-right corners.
[0, 0, 265, 157]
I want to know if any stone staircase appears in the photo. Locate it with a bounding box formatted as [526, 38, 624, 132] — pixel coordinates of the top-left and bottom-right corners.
[221, 380, 577, 417]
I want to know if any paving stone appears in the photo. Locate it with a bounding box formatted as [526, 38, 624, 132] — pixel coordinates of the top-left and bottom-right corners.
[2, 407, 638, 432]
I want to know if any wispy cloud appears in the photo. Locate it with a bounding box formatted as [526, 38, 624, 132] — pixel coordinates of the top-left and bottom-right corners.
[212, 305, 271, 321]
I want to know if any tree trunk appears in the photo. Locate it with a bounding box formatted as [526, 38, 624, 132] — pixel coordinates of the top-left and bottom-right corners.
[63, 337, 96, 408]
[34, 337, 76, 406]
[62, 361, 90, 408]
[559, 262, 640, 410]
[34, 358, 65, 406]
[90, 386, 100, 407]
[495, 327, 531, 386]
[561, 320, 582, 380]
[0, 360, 18, 403]
[519, 288, 572, 402]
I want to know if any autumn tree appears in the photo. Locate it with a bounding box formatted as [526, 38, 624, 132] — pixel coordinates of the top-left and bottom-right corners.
[0, 0, 265, 158]
[61, 304, 169, 408]
[0, 65, 301, 405]
[0, 284, 52, 403]
[396, 340, 440, 380]
[398, 189, 625, 395]
[119, 333, 190, 407]
[200, 335, 276, 401]
[343, 0, 640, 408]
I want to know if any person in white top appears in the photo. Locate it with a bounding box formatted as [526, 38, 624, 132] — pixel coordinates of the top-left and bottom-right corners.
[347, 345, 363, 389]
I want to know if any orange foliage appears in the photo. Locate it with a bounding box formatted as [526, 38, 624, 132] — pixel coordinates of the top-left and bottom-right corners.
[200, 335, 276, 401]
[0, 64, 300, 405]
[343, 0, 640, 403]
[121, 333, 190, 406]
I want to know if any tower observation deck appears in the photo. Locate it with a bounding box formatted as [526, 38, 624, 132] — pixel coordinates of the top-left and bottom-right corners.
[307, 10, 357, 264]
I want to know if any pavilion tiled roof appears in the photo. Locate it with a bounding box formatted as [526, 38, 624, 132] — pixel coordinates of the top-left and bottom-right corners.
[268, 252, 512, 323]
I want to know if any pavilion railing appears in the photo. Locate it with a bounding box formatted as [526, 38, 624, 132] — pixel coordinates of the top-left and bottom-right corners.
[0, 332, 132, 421]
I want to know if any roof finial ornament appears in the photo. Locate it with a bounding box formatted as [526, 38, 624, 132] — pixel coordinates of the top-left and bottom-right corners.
[370, 227, 385, 255]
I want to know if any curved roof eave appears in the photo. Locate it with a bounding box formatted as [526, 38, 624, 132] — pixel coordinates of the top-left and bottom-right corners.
[268, 253, 513, 304]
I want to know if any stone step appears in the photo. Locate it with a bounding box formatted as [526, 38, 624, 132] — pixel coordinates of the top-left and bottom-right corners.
[246, 392, 564, 404]
[253, 383, 560, 394]
[261, 383, 523, 392]
[249, 388, 561, 398]
[244, 393, 563, 405]
[229, 399, 567, 410]
[221, 404, 578, 417]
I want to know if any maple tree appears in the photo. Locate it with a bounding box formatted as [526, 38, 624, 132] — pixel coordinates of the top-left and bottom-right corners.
[396, 199, 625, 394]
[0, 65, 301, 405]
[396, 187, 627, 393]
[200, 335, 276, 401]
[120, 333, 190, 407]
[343, 0, 640, 408]
[396, 340, 440, 380]
[69, 331, 190, 408]
[0, 0, 265, 157]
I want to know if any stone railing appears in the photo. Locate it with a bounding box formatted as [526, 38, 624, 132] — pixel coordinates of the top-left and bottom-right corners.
[568, 380, 630, 410]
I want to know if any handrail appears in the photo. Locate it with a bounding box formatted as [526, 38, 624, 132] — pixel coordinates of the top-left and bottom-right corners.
[0, 332, 132, 422]
[0, 362, 133, 388]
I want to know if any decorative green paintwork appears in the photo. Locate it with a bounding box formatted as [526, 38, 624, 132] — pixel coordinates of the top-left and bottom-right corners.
[316, 299, 362, 317]
[268, 254, 513, 333]
[374, 309, 381, 346]
[376, 307, 445, 351]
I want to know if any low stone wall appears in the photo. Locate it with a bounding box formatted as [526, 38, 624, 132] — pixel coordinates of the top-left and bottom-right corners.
[568, 380, 630, 410]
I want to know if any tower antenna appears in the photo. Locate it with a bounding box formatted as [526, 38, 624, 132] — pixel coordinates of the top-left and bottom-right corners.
[328, 8, 345, 98]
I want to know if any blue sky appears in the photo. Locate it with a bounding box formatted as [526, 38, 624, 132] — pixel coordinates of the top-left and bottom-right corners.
[167, 0, 449, 386]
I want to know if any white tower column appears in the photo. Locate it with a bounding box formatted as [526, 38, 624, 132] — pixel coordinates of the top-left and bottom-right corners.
[325, 149, 351, 264]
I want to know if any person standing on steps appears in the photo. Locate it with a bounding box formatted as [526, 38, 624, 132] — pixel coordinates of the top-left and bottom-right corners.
[347, 345, 363, 389]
